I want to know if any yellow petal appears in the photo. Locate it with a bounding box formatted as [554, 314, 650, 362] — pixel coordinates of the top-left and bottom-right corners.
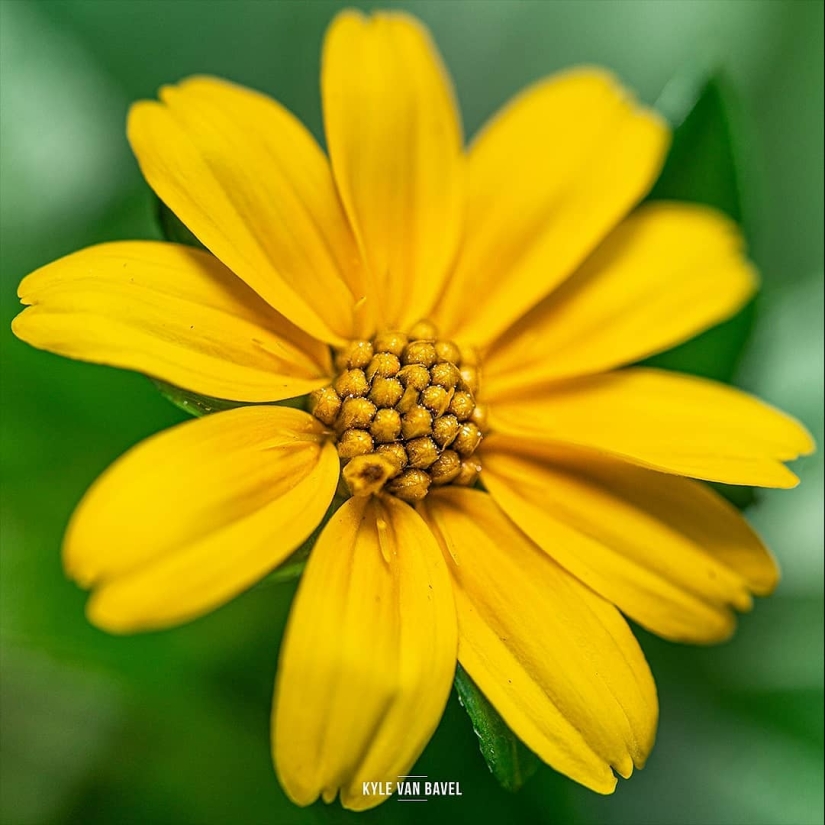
[432, 68, 669, 348]
[274, 495, 456, 811]
[489, 368, 815, 488]
[13, 242, 331, 402]
[482, 442, 779, 643]
[128, 76, 363, 344]
[322, 11, 463, 331]
[65, 406, 339, 632]
[420, 488, 657, 793]
[485, 203, 757, 394]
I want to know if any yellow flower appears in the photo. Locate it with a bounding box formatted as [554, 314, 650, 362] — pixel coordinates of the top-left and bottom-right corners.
[11, 8, 813, 812]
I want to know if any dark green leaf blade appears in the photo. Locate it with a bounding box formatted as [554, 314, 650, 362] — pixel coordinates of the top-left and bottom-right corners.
[645, 72, 754, 384]
[649, 73, 744, 221]
[454, 664, 540, 793]
[153, 380, 309, 419]
[152, 379, 247, 418]
[641, 300, 757, 384]
[644, 72, 758, 509]
[156, 199, 206, 249]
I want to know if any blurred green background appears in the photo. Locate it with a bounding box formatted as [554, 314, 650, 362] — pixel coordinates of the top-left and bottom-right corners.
[1, 1, 822, 823]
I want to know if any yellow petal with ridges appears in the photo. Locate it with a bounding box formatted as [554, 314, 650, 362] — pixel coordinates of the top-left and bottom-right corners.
[322, 10, 464, 331]
[433, 68, 669, 348]
[420, 488, 657, 793]
[13, 242, 331, 402]
[485, 203, 757, 394]
[489, 368, 815, 488]
[128, 76, 363, 344]
[65, 406, 338, 632]
[482, 441, 779, 643]
[274, 495, 456, 811]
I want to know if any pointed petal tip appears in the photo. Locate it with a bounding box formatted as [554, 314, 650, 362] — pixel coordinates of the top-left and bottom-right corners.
[62, 512, 101, 590]
[14, 272, 36, 304]
[276, 777, 387, 813]
[328, 6, 365, 26]
[796, 423, 817, 458]
[613, 755, 635, 781]
[597, 779, 619, 796]
[765, 465, 802, 490]
[158, 75, 211, 99]
[490, 370, 817, 489]
[756, 398, 816, 461]
[85, 592, 141, 636]
[327, 6, 428, 31]
[759, 552, 781, 596]
[125, 97, 161, 135]
[588, 769, 619, 795]
[271, 765, 320, 810]
[340, 787, 386, 812]
[693, 617, 737, 647]
[10, 310, 28, 340]
[61, 545, 91, 590]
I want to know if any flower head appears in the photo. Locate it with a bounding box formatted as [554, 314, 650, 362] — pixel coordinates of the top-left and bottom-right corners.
[11, 8, 814, 812]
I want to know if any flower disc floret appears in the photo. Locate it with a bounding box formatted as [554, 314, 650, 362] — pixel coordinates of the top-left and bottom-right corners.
[310, 322, 486, 501]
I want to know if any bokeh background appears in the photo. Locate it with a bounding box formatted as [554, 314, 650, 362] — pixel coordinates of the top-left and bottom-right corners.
[1, 1, 822, 823]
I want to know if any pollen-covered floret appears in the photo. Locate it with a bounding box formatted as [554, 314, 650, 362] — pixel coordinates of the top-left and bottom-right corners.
[309, 322, 487, 501]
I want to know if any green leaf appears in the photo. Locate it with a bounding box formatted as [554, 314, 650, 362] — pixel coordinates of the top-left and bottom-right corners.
[645, 71, 755, 384]
[454, 664, 540, 793]
[152, 379, 247, 418]
[708, 481, 759, 510]
[255, 540, 314, 586]
[644, 71, 757, 509]
[649, 71, 744, 221]
[153, 380, 310, 418]
[156, 199, 205, 249]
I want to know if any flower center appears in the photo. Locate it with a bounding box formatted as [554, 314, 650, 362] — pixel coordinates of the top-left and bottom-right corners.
[309, 321, 486, 501]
